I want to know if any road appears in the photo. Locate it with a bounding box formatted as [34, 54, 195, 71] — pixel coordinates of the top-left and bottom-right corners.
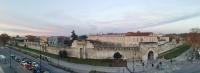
[172, 63, 200, 73]
[1, 47, 70, 73]
[0, 47, 31, 73]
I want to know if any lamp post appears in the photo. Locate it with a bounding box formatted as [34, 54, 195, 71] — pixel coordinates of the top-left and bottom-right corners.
[39, 44, 42, 72]
[132, 57, 135, 73]
[9, 49, 11, 68]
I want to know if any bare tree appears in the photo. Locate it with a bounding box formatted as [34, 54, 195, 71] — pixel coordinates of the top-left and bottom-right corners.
[0, 33, 10, 46]
[187, 33, 200, 49]
[26, 35, 36, 42]
[186, 32, 200, 59]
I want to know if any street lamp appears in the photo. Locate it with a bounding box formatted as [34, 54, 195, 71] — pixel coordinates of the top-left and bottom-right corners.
[9, 49, 11, 68]
[132, 57, 135, 73]
[39, 44, 42, 72]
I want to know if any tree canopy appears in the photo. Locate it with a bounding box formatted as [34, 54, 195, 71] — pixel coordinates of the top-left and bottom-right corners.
[113, 52, 122, 59]
[26, 35, 36, 42]
[0, 33, 10, 46]
[71, 30, 78, 41]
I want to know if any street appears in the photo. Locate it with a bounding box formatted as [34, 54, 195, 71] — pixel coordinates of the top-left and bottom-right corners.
[0, 47, 70, 73]
[0, 47, 31, 73]
[172, 62, 200, 73]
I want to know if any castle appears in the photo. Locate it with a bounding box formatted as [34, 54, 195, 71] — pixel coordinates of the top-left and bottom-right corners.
[66, 32, 169, 62]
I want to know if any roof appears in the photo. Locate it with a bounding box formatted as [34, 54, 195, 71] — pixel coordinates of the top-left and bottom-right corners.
[139, 42, 158, 44]
[125, 32, 153, 36]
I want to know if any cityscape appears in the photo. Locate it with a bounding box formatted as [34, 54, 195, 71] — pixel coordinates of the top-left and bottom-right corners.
[0, 0, 200, 73]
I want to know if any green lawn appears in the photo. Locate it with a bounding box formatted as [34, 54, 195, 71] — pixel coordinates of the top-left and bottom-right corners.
[89, 70, 108, 73]
[11, 45, 126, 67]
[158, 44, 191, 59]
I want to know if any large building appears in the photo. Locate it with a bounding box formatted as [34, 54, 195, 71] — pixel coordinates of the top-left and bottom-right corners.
[67, 32, 170, 62]
[47, 36, 68, 47]
[88, 32, 159, 47]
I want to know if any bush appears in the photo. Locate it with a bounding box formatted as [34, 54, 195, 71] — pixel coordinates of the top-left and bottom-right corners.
[89, 70, 108, 73]
[59, 50, 68, 58]
[113, 52, 122, 59]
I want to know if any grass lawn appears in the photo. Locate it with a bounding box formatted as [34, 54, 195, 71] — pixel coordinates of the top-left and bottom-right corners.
[12, 45, 126, 67]
[89, 70, 108, 73]
[158, 44, 191, 59]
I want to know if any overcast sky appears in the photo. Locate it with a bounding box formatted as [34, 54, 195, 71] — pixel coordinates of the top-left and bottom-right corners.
[0, 0, 200, 36]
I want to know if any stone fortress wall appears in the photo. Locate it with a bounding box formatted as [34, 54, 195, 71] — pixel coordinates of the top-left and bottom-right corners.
[67, 40, 159, 62]
[17, 32, 179, 62]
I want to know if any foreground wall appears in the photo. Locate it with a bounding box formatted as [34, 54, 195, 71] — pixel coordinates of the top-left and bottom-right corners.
[66, 47, 142, 59]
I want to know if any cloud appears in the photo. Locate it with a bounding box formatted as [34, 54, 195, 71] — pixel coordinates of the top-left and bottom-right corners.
[92, 11, 200, 33]
[0, 11, 99, 36]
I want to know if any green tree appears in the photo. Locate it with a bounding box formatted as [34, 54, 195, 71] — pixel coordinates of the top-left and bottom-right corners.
[59, 50, 68, 58]
[0, 33, 10, 46]
[71, 30, 78, 41]
[113, 52, 122, 59]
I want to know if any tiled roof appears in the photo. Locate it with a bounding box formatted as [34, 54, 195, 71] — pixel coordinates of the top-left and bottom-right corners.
[125, 32, 153, 36]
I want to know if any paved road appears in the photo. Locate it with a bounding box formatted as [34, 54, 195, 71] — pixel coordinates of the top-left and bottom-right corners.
[0, 66, 5, 73]
[0, 47, 31, 73]
[172, 63, 200, 73]
[1, 47, 70, 73]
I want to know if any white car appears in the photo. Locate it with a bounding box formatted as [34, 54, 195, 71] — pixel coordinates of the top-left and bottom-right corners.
[21, 61, 27, 66]
[32, 62, 39, 68]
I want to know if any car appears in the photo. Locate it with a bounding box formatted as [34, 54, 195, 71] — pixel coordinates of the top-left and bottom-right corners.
[32, 62, 39, 68]
[27, 60, 32, 64]
[21, 61, 27, 66]
[26, 64, 33, 70]
[15, 58, 21, 63]
[22, 58, 28, 61]
[33, 66, 41, 73]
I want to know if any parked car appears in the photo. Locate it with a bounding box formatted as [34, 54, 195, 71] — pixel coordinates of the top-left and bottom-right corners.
[33, 66, 41, 73]
[15, 58, 21, 63]
[21, 61, 27, 66]
[22, 58, 28, 61]
[32, 62, 39, 68]
[26, 64, 33, 70]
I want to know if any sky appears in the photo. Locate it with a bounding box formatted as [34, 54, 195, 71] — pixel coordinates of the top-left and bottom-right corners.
[0, 0, 200, 36]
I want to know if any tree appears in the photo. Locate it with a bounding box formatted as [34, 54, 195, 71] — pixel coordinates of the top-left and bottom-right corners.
[25, 35, 36, 42]
[59, 50, 68, 58]
[176, 37, 180, 44]
[186, 32, 200, 60]
[113, 52, 122, 59]
[71, 30, 78, 41]
[0, 33, 10, 46]
[186, 32, 200, 48]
